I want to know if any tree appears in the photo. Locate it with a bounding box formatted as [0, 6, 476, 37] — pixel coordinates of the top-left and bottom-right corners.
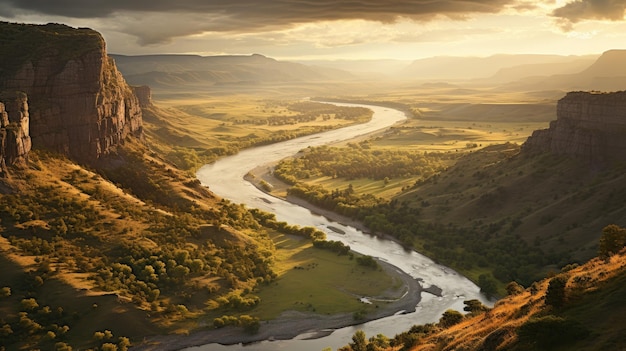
[478, 274, 498, 298]
[439, 309, 463, 328]
[350, 330, 368, 351]
[506, 281, 525, 296]
[517, 315, 588, 349]
[598, 224, 626, 258]
[367, 334, 390, 351]
[545, 275, 568, 308]
[20, 298, 39, 311]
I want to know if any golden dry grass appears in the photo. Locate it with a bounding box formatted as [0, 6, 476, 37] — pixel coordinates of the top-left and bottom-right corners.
[410, 251, 626, 351]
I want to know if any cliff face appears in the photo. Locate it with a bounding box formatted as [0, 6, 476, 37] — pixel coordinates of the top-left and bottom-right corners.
[0, 22, 143, 162]
[0, 92, 31, 174]
[524, 91, 626, 165]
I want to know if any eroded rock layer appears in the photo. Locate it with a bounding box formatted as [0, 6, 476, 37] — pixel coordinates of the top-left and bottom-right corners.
[0, 91, 31, 174]
[524, 91, 626, 165]
[0, 22, 143, 162]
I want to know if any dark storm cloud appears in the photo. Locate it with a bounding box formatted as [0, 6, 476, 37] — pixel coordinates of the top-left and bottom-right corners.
[1, 0, 519, 44]
[552, 0, 626, 24]
[1, 0, 517, 21]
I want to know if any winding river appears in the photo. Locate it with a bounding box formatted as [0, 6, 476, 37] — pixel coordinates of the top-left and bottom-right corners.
[192, 103, 489, 351]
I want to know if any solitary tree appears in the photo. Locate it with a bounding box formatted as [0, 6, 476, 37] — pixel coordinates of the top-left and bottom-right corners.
[439, 309, 464, 328]
[350, 330, 368, 351]
[598, 224, 626, 258]
[545, 275, 568, 308]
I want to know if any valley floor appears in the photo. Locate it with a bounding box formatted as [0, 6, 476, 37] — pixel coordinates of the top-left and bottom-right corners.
[134, 259, 422, 351]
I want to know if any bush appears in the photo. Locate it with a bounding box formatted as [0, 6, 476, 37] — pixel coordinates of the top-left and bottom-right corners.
[506, 281, 525, 296]
[517, 315, 588, 349]
[545, 275, 568, 308]
[439, 309, 463, 328]
[478, 274, 498, 298]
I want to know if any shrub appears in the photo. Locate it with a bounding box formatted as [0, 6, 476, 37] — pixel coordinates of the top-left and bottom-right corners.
[545, 275, 568, 308]
[439, 309, 463, 328]
[517, 315, 588, 349]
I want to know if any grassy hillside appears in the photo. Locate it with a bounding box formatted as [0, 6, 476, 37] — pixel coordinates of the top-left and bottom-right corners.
[267, 96, 625, 294]
[0, 100, 393, 350]
[140, 98, 373, 171]
[336, 244, 626, 351]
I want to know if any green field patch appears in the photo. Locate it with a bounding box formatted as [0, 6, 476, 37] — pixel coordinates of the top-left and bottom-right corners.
[252, 233, 394, 320]
[310, 176, 418, 200]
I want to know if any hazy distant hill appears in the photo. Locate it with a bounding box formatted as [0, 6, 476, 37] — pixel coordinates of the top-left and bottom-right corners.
[295, 58, 412, 78]
[111, 53, 354, 89]
[505, 50, 626, 91]
[483, 56, 597, 84]
[399, 54, 596, 81]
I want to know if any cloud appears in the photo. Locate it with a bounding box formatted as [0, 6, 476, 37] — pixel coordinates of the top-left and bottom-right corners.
[552, 0, 626, 29]
[0, 0, 520, 44]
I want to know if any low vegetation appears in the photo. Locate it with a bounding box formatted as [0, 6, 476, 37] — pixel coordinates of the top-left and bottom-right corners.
[0, 100, 389, 350]
[337, 229, 626, 351]
[141, 99, 373, 171]
[271, 130, 626, 295]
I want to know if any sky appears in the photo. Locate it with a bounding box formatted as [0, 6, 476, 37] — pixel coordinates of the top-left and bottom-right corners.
[1, 0, 625, 60]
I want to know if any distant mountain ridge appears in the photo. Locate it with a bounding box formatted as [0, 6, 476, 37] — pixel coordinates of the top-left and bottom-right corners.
[502, 49, 626, 91]
[111, 53, 354, 89]
[399, 54, 597, 81]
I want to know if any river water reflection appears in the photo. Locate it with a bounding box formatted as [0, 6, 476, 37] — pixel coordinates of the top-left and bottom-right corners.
[192, 103, 489, 351]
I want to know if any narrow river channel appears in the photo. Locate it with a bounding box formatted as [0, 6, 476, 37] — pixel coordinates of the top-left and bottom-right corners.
[192, 103, 489, 351]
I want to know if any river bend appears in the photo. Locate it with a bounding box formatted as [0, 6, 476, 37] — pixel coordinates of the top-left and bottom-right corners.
[193, 103, 487, 351]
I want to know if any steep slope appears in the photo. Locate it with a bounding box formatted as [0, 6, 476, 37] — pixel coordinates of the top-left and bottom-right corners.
[0, 22, 276, 350]
[524, 90, 626, 165]
[407, 248, 626, 351]
[0, 22, 143, 162]
[377, 90, 626, 286]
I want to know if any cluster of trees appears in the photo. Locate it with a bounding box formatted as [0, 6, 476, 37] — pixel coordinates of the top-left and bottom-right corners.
[0, 150, 291, 348]
[355, 255, 378, 269]
[287, 183, 384, 219]
[234, 102, 372, 126]
[249, 209, 327, 241]
[275, 143, 454, 182]
[163, 103, 374, 171]
[312, 239, 351, 255]
[0, 267, 132, 351]
[213, 314, 260, 334]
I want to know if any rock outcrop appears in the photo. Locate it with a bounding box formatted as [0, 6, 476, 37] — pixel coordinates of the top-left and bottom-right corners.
[524, 91, 626, 165]
[0, 22, 143, 162]
[132, 85, 153, 108]
[0, 91, 31, 174]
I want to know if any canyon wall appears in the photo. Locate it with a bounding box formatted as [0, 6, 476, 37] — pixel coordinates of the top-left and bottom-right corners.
[0, 22, 143, 164]
[524, 91, 626, 165]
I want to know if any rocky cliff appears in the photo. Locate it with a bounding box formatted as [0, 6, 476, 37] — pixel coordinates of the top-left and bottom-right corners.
[0, 22, 143, 163]
[132, 85, 153, 107]
[0, 91, 31, 174]
[523, 91, 626, 165]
